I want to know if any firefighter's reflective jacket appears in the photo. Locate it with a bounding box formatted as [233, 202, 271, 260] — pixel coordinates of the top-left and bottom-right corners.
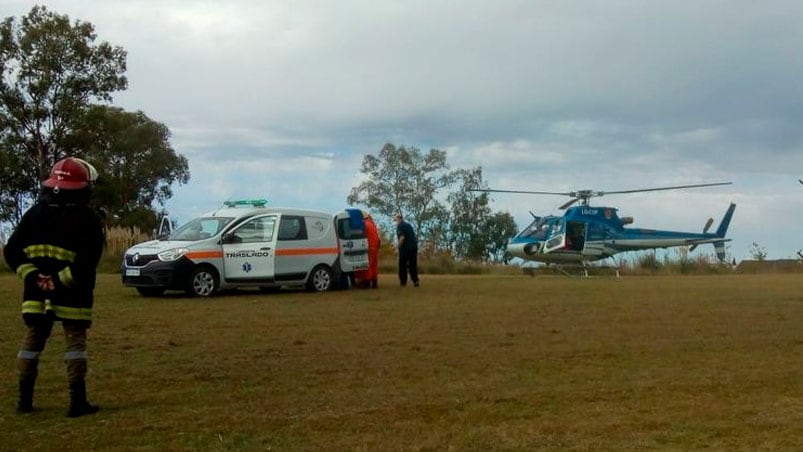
[3, 190, 104, 324]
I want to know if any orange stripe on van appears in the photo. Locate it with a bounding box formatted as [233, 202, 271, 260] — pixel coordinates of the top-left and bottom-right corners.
[276, 247, 338, 256]
[186, 250, 224, 259]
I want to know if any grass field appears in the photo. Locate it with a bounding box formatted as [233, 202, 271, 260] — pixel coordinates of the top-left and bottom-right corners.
[1, 273, 801, 451]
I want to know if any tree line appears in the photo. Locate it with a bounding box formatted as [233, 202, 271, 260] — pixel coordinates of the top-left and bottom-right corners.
[0, 6, 189, 229]
[1, 6, 517, 263]
[348, 143, 518, 262]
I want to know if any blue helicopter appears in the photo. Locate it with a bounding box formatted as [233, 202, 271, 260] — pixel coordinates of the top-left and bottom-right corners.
[476, 182, 736, 266]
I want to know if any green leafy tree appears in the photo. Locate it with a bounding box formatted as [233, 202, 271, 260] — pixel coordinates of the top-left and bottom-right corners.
[447, 168, 518, 261]
[349, 143, 518, 261]
[447, 167, 491, 260]
[347, 143, 456, 241]
[0, 6, 189, 231]
[0, 5, 127, 221]
[68, 105, 190, 228]
[483, 211, 518, 262]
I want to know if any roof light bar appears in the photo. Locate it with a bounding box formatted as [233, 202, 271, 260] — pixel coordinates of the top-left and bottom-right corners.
[223, 199, 268, 208]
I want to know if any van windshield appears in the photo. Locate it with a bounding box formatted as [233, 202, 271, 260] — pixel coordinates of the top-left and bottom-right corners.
[169, 217, 234, 241]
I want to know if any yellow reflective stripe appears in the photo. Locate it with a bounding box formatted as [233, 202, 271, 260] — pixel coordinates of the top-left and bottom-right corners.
[21, 300, 46, 315]
[22, 300, 91, 321]
[16, 263, 37, 280]
[49, 305, 92, 321]
[58, 267, 74, 287]
[23, 244, 76, 262]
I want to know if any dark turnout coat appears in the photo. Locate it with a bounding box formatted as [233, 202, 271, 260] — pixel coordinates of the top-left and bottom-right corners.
[3, 188, 104, 324]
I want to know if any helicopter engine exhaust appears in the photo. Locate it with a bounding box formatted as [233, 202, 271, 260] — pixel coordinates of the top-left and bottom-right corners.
[507, 242, 542, 257]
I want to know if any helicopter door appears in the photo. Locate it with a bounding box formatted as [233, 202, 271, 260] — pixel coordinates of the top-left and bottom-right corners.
[542, 219, 567, 253]
[565, 221, 587, 252]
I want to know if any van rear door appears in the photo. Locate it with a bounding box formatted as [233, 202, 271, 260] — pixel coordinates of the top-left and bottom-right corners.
[334, 210, 369, 272]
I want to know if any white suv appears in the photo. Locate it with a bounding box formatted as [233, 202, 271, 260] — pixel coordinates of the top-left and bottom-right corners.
[121, 200, 369, 297]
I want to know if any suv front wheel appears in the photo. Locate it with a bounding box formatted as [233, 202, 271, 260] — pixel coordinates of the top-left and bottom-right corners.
[187, 266, 219, 297]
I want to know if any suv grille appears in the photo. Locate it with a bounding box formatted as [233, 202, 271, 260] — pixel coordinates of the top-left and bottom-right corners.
[125, 253, 158, 267]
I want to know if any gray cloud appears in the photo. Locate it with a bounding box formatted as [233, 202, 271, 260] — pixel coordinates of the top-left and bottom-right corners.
[6, 0, 803, 258]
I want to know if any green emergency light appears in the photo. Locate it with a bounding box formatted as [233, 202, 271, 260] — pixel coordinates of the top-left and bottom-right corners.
[223, 199, 268, 208]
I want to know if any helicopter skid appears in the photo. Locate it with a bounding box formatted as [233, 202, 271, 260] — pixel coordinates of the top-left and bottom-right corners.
[525, 261, 621, 278]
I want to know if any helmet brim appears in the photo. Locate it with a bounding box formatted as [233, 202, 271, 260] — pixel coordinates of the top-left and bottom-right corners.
[43, 178, 88, 190]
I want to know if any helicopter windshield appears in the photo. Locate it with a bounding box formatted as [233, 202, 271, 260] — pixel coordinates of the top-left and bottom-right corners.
[516, 217, 552, 240]
[168, 217, 234, 241]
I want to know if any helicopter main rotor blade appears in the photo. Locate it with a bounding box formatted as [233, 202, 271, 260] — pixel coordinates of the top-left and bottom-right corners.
[600, 182, 732, 196]
[559, 198, 580, 209]
[468, 188, 572, 196]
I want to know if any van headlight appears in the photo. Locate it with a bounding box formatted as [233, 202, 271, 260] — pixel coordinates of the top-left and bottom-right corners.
[158, 248, 189, 262]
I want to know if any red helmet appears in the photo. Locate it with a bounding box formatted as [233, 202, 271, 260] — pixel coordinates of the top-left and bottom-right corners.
[43, 157, 90, 190]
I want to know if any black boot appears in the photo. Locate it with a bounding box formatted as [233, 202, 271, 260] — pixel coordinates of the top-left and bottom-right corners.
[16, 378, 35, 414]
[67, 380, 99, 418]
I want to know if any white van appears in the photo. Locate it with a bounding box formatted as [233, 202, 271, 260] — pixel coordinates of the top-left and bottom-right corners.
[120, 200, 369, 297]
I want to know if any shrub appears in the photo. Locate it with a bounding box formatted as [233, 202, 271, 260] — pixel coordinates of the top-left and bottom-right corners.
[637, 251, 662, 272]
[100, 226, 149, 273]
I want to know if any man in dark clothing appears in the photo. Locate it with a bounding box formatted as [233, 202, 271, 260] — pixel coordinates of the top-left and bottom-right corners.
[394, 214, 419, 287]
[4, 157, 105, 417]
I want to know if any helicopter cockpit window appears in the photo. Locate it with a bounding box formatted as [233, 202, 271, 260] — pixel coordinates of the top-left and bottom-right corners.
[517, 218, 550, 240]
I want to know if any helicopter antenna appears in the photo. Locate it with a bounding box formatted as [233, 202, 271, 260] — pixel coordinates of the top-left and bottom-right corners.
[471, 181, 732, 209]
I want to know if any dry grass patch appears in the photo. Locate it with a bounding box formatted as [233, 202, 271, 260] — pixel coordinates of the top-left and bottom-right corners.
[0, 273, 801, 450]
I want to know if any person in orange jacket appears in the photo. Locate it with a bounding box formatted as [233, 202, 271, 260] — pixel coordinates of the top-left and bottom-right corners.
[354, 211, 381, 288]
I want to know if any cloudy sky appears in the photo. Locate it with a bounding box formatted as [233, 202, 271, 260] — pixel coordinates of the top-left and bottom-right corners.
[5, 1, 803, 260]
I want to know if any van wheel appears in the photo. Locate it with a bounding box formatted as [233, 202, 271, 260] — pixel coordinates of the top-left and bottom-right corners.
[187, 267, 218, 297]
[136, 287, 165, 297]
[306, 265, 333, 292]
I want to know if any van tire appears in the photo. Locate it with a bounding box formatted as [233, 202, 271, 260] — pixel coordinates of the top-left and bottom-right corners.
[187, 266, 219, 297]
[306, 265, 333, 292]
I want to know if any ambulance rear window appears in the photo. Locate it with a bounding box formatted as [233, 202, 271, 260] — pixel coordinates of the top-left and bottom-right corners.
[337, 218, 366, 240]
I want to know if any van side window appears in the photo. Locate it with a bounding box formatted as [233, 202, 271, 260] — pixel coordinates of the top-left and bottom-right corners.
[278, 216, 307, 241]
[233, 216, 276, 243]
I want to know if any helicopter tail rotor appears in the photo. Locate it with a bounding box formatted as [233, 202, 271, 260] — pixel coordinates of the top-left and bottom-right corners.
[689, 217, 714, 252]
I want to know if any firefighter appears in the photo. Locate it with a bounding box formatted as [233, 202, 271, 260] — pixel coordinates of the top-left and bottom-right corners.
[4, 157, 105, 417]
[354, 211, 381, 288]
